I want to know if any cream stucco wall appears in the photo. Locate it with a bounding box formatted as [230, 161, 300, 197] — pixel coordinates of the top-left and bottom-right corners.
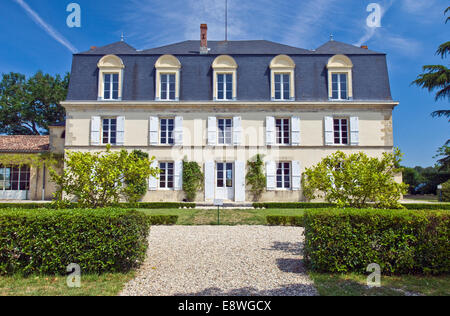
[62, 101, 398, 202]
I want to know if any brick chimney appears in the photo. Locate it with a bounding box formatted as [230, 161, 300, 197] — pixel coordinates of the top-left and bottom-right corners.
[361, 45, 368, 49]
[200, 24, 208, 54]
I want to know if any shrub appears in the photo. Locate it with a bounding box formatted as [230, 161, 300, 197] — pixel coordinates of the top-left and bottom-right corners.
[0, 202, 197, 210]
[302, 149, 408, 209]
[266, 215, 304, 226]
[254, 202, 334, 209]
[183, 161, 204, 202]
[147, 215, 178, 225]
[50, 146, 159, 208]
[303, 209, 450, 275]
[442, 180, 450, 202]
[402, 203, 450, 210]
[0, 209, 152, 275]
[246, 155, 266, 201]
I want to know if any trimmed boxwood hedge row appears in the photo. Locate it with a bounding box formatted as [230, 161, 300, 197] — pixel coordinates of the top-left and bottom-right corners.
[0, 209, 159, 276]
[254, 202, 450, 210]
[254, 202, 334, 209]
[266, 215, 304, 226]
[303, 209, 450, 275]
[0, 202, 196, 210]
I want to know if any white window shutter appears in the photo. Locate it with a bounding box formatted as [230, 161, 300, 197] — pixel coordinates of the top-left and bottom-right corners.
[266, 161, 276, 191]
[208, 117, 217, 146]
[116, 116, 125, 146]
[292, 161, 301, 191]
[174, 160, 183, 191]
[149, 116, 159, 146]
[266, 116, 275, 146]
[149, 160, 159, 191]
[174, 116, 184, 146]
[204, 161, 215, 201]
[350, 117, 360, 146]
[235, 161, 246, 202]
[324, 116, 334, 146]
[233, 116, 242, 146]
[91, 116, 101, 146]
[291, 116, 301, 146]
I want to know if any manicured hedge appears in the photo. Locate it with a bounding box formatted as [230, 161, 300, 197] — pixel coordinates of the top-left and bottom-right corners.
[266, 215, 304, 226]
[254, 202, 450, 210]
[303, 209, 450, 275]
[0, 202, 196, 210]
[254, 202, 334, 209]
[147, 215, 178, 225]
[402, 203, 450, 210]
[0, 209, 153, 276]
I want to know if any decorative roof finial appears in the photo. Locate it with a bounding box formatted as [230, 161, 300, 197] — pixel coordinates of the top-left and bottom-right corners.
[121, 32, 125, 42]
[330, 34, 334, 41]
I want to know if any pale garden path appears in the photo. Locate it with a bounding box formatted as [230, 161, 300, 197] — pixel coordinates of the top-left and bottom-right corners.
[120, 226, 318, 296]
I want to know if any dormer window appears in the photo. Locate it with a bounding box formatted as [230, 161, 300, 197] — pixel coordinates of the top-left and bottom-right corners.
[327, 55, 353, 101]
[270, 55, 296, 101]
[155, 55, 181, 101]
[97, 55, 124, 101]
[103, 73, 119, 100]
[160, 74, 176, 101]
[212, 55, 238, 101]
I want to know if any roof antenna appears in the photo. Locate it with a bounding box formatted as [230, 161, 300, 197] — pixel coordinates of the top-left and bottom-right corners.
[225, 0, 228, 41]
[121, 32, 125, 42]
[330, 34, 334, 41]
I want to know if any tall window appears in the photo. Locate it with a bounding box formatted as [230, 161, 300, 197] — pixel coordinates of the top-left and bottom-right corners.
[160, 118, 174, 145]
[276, 162, 291, 189]
[275, 74, 290, 100]
[103, 74, 119, 100]
[334, 118, 349, 145]
[217, 163, 233, 188]
[160, 74, 176, 101]
[0, 165, 30, 191]
[217, 74, 233, 100]
[218, 118, 233, 145]
[276, 118, 290, 145]
[331, 74, 348, 100]
[159, 162, 174, 189]
[102, 118, 117, 145]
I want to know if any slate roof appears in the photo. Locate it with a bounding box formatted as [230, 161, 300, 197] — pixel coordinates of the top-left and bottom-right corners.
[314, 40, 383, 55]
[67, 39, 393, 101]
[0, 136, 50, 153]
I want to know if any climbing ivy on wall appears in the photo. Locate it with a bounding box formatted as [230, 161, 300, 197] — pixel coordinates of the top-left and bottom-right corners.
[183, 161, 204, 202]
[0, 153, 63, 169]
[246, 154, 266, 202]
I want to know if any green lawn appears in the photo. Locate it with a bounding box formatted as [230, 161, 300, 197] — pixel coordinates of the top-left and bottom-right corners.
[309, 272, 450, 296]
[139, 208, 305, 225]
[0, 273, 134, 296]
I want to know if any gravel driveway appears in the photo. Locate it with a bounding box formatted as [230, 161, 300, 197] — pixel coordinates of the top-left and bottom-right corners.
[120, 226, 317, 296]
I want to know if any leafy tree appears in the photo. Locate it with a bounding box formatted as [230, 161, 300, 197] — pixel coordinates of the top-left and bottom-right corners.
[0, 71, 69, 135]
[302, 149, 408, 209]
[50, 146, 158, 208]
[434, 142, 450, 171]
[412, 7, 449, 119]
[402, 166, 425, 194]
[182, 161, 204, 202]
[124, 150, 151, 204]
[246, 154, 266, 201]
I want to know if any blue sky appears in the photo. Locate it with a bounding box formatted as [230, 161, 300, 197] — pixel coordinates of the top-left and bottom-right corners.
[1, 0, 448, 167]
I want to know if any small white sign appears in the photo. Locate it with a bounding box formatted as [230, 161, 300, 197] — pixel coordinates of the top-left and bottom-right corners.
[214, 199, 224, 207]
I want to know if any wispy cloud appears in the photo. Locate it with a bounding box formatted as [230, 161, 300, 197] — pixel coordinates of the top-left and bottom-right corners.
[13, 0, 78, 53]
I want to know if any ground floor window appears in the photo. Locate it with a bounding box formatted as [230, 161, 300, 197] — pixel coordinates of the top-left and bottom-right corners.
[276, 162, 291, 189]
[0, 165, 30, 191]
[159, 162, 174, 189]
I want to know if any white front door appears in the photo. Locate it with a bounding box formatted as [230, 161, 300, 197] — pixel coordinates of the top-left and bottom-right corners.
[216, 162, 234, 201]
